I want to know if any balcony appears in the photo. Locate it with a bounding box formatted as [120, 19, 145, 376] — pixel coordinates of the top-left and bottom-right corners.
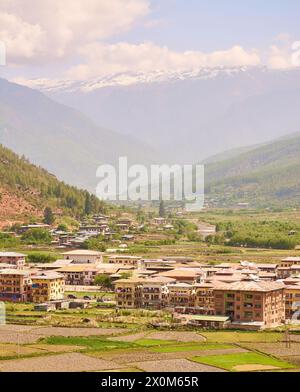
[143, 288, 160, 294]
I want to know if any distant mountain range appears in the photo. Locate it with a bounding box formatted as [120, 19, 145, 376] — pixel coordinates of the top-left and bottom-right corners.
[3, 66, 300, 209]
[22, 66, 300, 164]
[0, 78, 157, 192]
[204, 132, 300, 208]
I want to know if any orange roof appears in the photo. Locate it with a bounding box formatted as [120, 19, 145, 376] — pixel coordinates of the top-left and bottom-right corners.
[214, 280, 284, 292]
[158, 269, 202, 278]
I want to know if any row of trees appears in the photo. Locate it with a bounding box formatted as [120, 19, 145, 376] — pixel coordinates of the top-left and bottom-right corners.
[207, 219, 300, 250]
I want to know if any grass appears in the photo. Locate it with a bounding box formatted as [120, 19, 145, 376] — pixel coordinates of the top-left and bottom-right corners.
[134, 339, 176, 347]
[200, 331, 283, 343]
[44, 336, 135, 352]
[151, 343, 233, 353]
[192, 352, 294, 372]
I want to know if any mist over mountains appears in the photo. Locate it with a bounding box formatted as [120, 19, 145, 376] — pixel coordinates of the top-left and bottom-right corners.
[26, 66, 300, 164]
[2, 65, 300, 206]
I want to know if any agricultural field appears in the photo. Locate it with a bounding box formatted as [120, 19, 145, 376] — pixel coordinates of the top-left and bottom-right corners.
[0, 327, 299, 372]
[191, 352, 293, 372]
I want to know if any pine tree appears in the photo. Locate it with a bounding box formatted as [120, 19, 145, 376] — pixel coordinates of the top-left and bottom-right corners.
[43, 207, 55, 225]
[159, 200, 166, 217]
[84, 193, 92, 215]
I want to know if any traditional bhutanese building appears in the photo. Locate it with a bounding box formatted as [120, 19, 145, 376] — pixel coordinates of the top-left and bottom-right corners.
[141, 276, 175, 309]
[162, 283, 194, 308]
[57, 264, 100, 285]
[0, 270, 32, 302]
[213, 279, 285, 329]
[62, 250, 103, 264]
[108, 255, 141, 267]
[114, 278, 143, 309]
[0, 252, 26, 269]
[31, 272, 65, 303]
[282, 278, 300, 320]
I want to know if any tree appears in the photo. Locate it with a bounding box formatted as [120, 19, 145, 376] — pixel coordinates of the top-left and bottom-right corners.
[57, 223, 68, 232]
[43, 207, 55, 225]
[94, 274, 113, 290]
[21, 228, 52, 245]
[27, 252, 57, 263]
[83, 237, 107, 252]
[84, 193, 92, 215]
[159, 200, 166, 217]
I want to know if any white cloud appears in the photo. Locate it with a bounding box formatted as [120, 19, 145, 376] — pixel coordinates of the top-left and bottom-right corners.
[0, 0, 150, 63]
[267, 36, 300, 70]
[268, 45, 293, 69]
[67, 42, 261, 79]
[1, 3, 297, 80]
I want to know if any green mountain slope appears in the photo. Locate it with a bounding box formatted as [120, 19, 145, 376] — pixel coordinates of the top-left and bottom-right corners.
[0, 143, 107, 223]
[205, 133, 300, 207]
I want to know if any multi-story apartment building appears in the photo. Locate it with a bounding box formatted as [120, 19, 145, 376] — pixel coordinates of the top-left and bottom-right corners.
[58, 265, 100, 285]
[214, 280, 285, 329]
[162, 283, 194, 308]
[282, 280, 300, 320]
[31, 272, 65, 303]
[192, 283, 216, 315]
[277, 267, 292, 279]
[62, 250, 103, 264]
[139, 259, 176, 272]
[141, 277, 175, 309]
[0, 252, 26, 269]
[158, 268, 203, 283]
[280, 257, 300, 268]
[108, 255, 141, 267]
[114, 278, 142, 308]
[0, 270, 32, 302]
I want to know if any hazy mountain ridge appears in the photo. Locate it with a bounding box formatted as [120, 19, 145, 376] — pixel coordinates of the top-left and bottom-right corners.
[26, 66, 300, 164]
[0, 78, 157, 192]
[205, 132, 300, 207]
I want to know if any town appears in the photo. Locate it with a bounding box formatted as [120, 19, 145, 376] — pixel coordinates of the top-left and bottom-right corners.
[1, 180, 300, 372]
[1, 234, 300, 330]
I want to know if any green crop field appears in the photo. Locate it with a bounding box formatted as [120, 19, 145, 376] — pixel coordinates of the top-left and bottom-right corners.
[192, 352, 294, 372]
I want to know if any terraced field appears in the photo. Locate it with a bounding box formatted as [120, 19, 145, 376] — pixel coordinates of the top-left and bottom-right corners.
[0, 326, 298, 372]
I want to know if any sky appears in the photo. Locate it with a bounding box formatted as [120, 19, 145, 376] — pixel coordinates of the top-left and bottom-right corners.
[0, 0, 300, 82]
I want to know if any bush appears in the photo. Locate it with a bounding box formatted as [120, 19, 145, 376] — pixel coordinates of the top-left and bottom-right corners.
[26, 252, 57, 263]
[21, 228, 52, 245]
[94, 274, 113, 289]
[82, 237, 107, 252]
[0, 233, 20, 249]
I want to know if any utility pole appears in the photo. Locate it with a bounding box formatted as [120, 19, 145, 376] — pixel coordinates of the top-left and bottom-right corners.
[283, 322, 291, 349]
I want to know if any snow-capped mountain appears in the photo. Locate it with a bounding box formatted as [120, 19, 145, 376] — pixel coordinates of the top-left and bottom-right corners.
[18, 66, 262, 93]
[16, 66, 300, 165]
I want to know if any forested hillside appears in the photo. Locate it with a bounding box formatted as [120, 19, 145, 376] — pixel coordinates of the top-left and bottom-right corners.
[205, 132, 300, 207]
[0, 144, 107, 224]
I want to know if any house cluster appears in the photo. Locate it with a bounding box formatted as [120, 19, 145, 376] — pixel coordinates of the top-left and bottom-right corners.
[50, 215, 137, 248]
[16, 215, 139, 249]
[152, 217, 174, 231]
[0, 250, 105, 304]
[114, 257, 300, 330]
[2, 248, 300, 330]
